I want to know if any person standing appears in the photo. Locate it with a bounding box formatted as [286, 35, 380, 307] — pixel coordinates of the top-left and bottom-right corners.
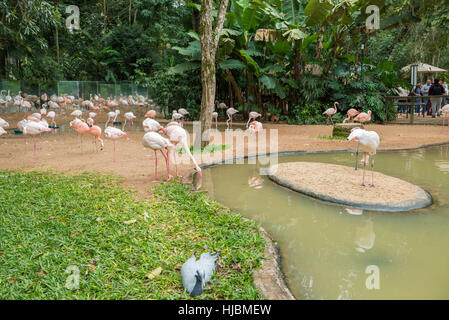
[429, 78, 446, 118]
[422, 79, 432, 116]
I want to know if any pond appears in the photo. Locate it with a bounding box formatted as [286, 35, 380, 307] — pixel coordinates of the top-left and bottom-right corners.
[202, 146, 449, 299]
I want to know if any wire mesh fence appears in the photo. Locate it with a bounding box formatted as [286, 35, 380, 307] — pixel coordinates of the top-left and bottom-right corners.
[0, 80, 150, 114]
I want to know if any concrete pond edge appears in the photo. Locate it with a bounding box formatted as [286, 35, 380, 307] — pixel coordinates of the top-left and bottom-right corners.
[186, 140, 449, 300]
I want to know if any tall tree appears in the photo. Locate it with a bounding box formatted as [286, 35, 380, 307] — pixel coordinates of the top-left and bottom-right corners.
[198, 0, 229, 147]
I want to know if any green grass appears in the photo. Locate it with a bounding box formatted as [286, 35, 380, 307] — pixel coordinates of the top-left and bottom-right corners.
[177, 144, 231, 154]
[0, 170, 265, 299]
[315, 135, 347, 140]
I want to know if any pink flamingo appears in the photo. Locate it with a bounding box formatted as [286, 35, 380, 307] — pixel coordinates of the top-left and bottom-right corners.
[145, 110, 157, 119]
[441, 104, 449, 134]
[226, 107, 238, 129]
[343, 108, 360, 123]
[22, 120, 52, 161]
[104, 126, 128, 162]
[160, 123, 202, 180]
[247, 121, 263, 133]
[70, 118, 89, 150]
[322, 102, 339, 125]
[347, 128, 380, 187]
[246, 111, 262, 128]
[142, 131, 174, 182]
[86, 118, 104, 152]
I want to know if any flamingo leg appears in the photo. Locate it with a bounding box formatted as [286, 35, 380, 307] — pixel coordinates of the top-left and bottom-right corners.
[355, 141, 360, 170]
[173, 148, 178, 177]
[215, 118, 218, 130]
[160, 149, 172, 181]
[442, 115, 445, 134]
[113, 141, 116, 162]
[152, 150, 158, 182]
[33, 136, 37, 163]
[246, 117, 251, 128]
[361, 152, 367, 187]
[370, 155, 375, 188]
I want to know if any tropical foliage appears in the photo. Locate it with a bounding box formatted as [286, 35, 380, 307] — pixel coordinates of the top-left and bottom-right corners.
[1, 0, 449, 122]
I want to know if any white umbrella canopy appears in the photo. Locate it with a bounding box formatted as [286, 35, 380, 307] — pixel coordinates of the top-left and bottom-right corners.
[401, 62, 447, 73]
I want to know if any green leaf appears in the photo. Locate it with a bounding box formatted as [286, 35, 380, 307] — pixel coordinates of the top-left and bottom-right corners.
[240, 49, 260, 76]
[259, 75, 277, 89]
[167, 62, 200, 74]
[304, 0, 333, 26]
[219, 59, 247, 70]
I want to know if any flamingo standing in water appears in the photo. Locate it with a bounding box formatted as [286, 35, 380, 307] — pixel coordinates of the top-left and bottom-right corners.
[440, 104, 449, 134]
[343, 108, 360, 123]
[246, 111, 261, 128]
[142, 131, 174, 182]
[160, 123, 202, 180]
[347, 128, 380, 187]
[104, 126, 128, 162]
[226, 107, 238, 129]
[322, 102, 339, 125]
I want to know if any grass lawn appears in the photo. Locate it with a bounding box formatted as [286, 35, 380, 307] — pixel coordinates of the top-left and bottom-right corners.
[0, 170, 265, 299]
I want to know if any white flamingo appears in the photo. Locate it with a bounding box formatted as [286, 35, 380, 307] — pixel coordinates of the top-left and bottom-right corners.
[123, 112, 136, 129]
[226, 107, 238, 129]
[246, 111, 261, 128]
[104, 126, 128, 162]
[347, 128, 380, 187]
[142, 131, 174, 182]
[161, 123, 202, 179]
[143, 118, 163, 132]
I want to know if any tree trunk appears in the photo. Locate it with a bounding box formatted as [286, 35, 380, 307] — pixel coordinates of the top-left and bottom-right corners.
[197, 0, 229, 147]
[55, 25, 60, 65]
[225, 69, 244, 108]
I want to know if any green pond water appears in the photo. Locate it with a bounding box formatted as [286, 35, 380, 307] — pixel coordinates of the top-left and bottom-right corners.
[202, 146, 449, 300]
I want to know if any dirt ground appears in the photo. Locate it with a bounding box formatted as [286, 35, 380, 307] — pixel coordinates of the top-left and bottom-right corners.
[1, 110, 449, 195]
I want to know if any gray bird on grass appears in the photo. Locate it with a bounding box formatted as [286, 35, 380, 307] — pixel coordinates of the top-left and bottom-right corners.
[181, 252, 219, 297]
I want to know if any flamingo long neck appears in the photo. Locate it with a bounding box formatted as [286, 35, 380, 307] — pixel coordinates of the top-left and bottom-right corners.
[181, 138, 200, 171]
[334, 102, 338, 112]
